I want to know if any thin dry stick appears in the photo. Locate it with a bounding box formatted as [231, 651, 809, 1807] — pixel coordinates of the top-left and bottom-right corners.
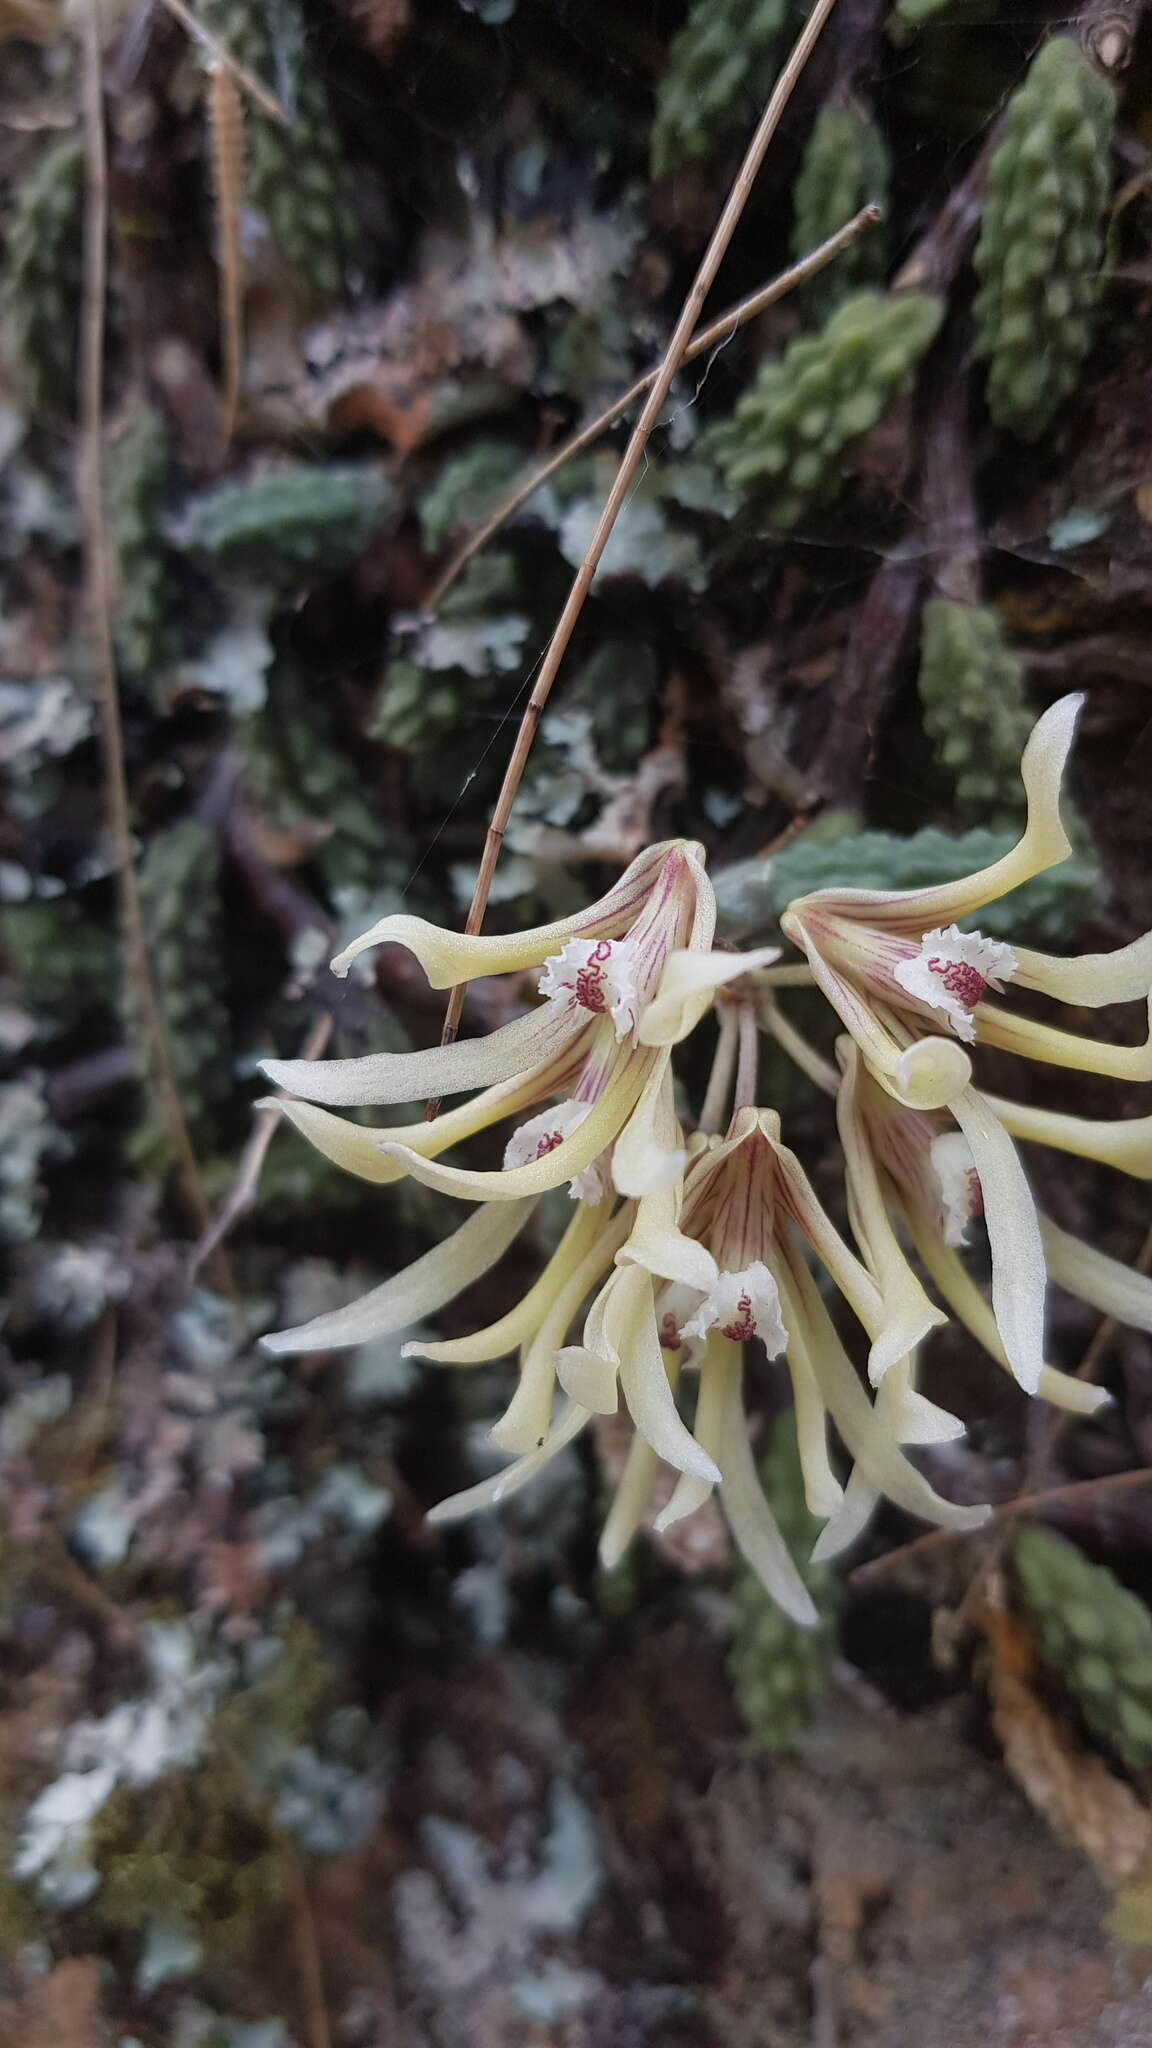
[851, 1464, 1152, 1586]
[189, 1013, 333, 1278]
[429, 0, 842, 1109]
[158, 0, 288, 121]
[207, 59, 246, 454]
[80, 2, 217, 1250]
[423, 201, 881, 613]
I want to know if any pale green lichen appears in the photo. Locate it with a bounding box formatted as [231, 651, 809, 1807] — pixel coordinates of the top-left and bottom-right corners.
[1, 138, 85, 413]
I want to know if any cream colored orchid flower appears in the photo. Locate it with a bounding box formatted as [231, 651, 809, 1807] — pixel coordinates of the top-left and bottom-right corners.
[260, 839, 778, 1205]
[845, 1048, 1152, 1403]
[779, 694, 1152, 1393]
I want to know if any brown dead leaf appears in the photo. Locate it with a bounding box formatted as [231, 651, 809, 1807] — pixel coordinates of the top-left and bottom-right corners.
[0, 1958, 108, 2048]
[983, 1606, 1152, 1885]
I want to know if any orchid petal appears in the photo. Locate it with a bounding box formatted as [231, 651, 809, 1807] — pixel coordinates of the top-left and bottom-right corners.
[976, 1000, 1152, 1084]
[788, 696, 1080, 933]
[382, 1053, 653, 1202]
[555, 1344, 619, 1413]
[949, 1087, 1046, 1395]
[1040, 1216, 1152, 1334]
[261, 1003, 583, 1108]
[611, 1059, 687, 1199]
[897, 1194, 1111, 1416]
[774, 1240, 990, 1535]
[987, 1096, 1152, 1179]
[712, 1341, 820, 1626]
[262, 1197, 535, 1355]
[331, 842, 683, 983]
[786, 1338, 845, 1518]
[652, 1334, 728, 1530]
[493, 1207, 634, 1446]
[613, 1265, 721, 1482]
[424, 1399, 591, 1524]
[1013, 928, 1152, 1008]
[265, 1046, 586, 1185]
[638, 944, 782, 1048]
[599, 1433, 660, 1569]
[405, 1201, 607, 1364]
[837, 1045, 948, 1383]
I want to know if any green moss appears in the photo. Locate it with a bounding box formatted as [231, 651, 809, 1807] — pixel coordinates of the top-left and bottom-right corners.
[973, 38, 1115, 439]
[791, 103, 889, 318]
[107, 402, 177, 691]
[178, 462, 396, 586]
[5, 897, 117, 1027]
[650, 0, 788, 177]
[133, 820, 232, 1139]
[2, 138, 85, 413]
[1013, 1525, 1152, 1771]
[699, 291, 942, 528]
[729, 1413, 839, 1750]
[88, 1771, 286, 1951]
[916, 599, 1032, 818]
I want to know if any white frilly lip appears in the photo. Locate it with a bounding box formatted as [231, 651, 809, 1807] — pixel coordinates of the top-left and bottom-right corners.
[893, 925, 1018, 1044]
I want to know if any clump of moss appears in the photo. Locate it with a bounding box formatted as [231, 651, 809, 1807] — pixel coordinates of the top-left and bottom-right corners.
[700, 291, 943, 528]
[973, 37, 1115, 438]
[791, 103, 889, 318]
[916, 598, 1032, 818]
[1013, 1525, 1152, 1771]
[650, 0, 788, 178]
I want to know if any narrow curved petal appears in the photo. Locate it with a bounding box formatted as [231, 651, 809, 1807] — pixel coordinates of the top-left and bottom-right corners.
[495, 1209, 635, 1444]
[714, 1346, 820, 1626]
[599, 1433, 660, 1568]
[774, 1241, 990, 1536]
[837, 1046, 948, 1383]
[638, 944, 781, 1048]
[614, 1266, 721, 1482]
[1040, 1216, 1152, 1333]
[976, 1000, 1152, 1084]
[555, 1344, 619, 1413]
[261, 1003, 583, 1108]
[424, 1399, 591, 1524]
[896, 1195, 1111, 1416]
[987, 1096, 1152, 1179]
[1013, 929, 1152, 1008]
[788, 695, 1080, 933]
[652, 1335, 728, 1530]
[331, 841, 681, 984]
[950, 1087, 1046, 1395]
[262, 1196, 535, 1355]
[611, 1058, 687, 1199]
[265, 1046, 587, 1185]
[785, 1338, 845, 1519]
[406, 1202, 606, 1365]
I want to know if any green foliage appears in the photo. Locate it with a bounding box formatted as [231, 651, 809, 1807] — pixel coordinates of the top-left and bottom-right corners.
[177, 462, 396, 585]
[5, 896, 116, 1027]
[791, 103, 889, 318]
[370, 553, 529, 798]
[973, 38, 1115, 439]
[244, 658, 407, 893]
[650, 0, 788, 177]
[1, 138, 85, 413]
[729, 1413, 839, 1750]
[714, 821, 1098, 949]
[88, 1771, 286, 1951]
[916, 598, 1032, 818]
[0, 1076, 52, 1244]
[203, 0, 351, 295]
[418, 440, 525, 550]
[135, 820, 231, 1134]
[1013, 1525, 1152, 1771]
[565, 639, 659, 774]
[107, 402, 176, 689]
[700, 291, 942, 527]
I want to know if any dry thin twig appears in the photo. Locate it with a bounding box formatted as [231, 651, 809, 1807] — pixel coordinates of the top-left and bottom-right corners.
[207, 59, 245, 454]
[851, 1465, 1152, 1587]
[423, 201, 881, 613]
[189, 1013, 333, 1278]
[80, 1, 217, 1249]
[428, 0, 842, 1109]
[157, 0, 288, 121]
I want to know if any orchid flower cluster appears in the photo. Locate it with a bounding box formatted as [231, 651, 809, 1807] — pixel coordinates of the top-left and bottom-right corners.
[261, 696, 1152, 1624]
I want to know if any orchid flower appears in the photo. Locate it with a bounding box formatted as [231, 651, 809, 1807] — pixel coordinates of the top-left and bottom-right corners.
[260, 839, 779, 1205]
[779, 694, 1152, 1393]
